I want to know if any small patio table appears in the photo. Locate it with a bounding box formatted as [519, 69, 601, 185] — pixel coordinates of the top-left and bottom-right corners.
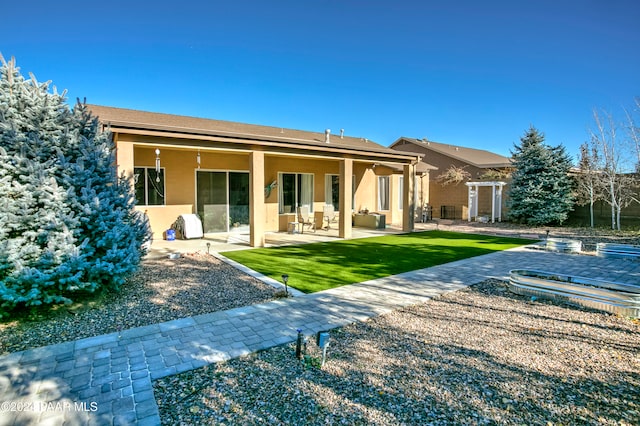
[288, 221, 302, 234]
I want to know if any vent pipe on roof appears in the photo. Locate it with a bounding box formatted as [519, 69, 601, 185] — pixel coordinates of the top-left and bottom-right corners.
[325, 129, 331, 143]
[340, 129, 344, 139]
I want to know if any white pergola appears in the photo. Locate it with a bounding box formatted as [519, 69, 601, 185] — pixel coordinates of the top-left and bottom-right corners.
[465, 181, 507, 223]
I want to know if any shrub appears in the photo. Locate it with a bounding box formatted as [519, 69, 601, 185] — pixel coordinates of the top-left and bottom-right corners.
[0, 56, 150, 315]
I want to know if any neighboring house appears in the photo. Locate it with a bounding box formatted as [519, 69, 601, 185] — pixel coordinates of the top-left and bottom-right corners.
[89, 105, 425, 246]
[390, 137, 512, 221]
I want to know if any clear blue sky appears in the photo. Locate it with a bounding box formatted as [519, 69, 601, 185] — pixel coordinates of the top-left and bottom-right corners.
[3, 0, 639, 159]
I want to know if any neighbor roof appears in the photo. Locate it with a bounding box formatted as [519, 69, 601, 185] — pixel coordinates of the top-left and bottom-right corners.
[390, 137, 511, 168]
[381, 161, 437, 174]
[88, 105, 420, 162]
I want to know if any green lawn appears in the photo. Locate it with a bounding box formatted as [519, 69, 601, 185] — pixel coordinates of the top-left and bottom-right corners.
[221, 230, 532, 293]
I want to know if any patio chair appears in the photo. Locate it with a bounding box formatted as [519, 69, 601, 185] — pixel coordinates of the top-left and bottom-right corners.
[322, 204, 337, 230]
[297, 205, 316, 233]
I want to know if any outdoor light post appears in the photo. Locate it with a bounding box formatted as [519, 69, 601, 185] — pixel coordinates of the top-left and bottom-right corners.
[296, 328, 303, 360]
[281, 274, 289, 296]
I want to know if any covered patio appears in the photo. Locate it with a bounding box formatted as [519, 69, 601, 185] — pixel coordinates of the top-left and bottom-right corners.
[91, 105, 423, 248]
[145, 225, 407, 259]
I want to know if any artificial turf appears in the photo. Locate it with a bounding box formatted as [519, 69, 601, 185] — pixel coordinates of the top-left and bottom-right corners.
[220, 230, 532, 293]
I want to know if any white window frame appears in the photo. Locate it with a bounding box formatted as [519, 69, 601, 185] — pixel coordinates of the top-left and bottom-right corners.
[134, 167, 166, 206]
[325, 174, 339, 210]
[325, 174, 356, 211]
[278, 172, 314, 214]
[378, 175, 390, 211]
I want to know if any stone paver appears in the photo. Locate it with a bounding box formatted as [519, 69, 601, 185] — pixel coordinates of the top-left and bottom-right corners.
[0, 246, 638, 425]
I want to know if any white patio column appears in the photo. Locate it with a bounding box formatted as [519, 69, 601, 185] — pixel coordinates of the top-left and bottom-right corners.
[249, 151, 265, 247]
[403, 163, 415, 232]
[467, 184, 473, 222]
[496, 184, 503, 222]
[475, 185, 479, 220]
[491, 184, 496, 223]
[466, 183, 478, 221]
[339, 158, 353, 239]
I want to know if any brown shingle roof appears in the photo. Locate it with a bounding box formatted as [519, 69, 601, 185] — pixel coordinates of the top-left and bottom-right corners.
[391, 137, 511, 168]
[88, 104, 418, 161]
[381, 161, 437, 174]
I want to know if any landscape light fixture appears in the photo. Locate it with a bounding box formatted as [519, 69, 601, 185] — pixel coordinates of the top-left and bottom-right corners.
[317, 331, 331, 367]
[281, 274, 289, 296]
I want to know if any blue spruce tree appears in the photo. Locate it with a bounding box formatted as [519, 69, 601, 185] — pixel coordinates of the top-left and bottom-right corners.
[507, 126, 574, 225]
[0, 56, 150, 314]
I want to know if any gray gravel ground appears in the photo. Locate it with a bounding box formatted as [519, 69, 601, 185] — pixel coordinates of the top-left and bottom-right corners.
[0, 253, 280, 355]
[154, 279, 640, 426]
[2, 225, 635, 356]
[1, 225, 638, 424]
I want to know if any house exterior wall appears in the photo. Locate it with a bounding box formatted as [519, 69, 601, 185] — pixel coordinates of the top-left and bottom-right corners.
[392, 141, 509, 220]
[389, 174, 401, 225]
[354, 164, 376, 214]
[268, 155, 340, 231]
[98, 105, 421, 246]
[126, 143, 404, 238]
[414, 171, 430, 221]
[370, 166, 403, 226]
[133, 146, 251, 237]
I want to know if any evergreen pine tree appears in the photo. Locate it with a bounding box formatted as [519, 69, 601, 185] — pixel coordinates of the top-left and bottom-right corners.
[0, 56, 150, 314]
[507, 126, 574, 225]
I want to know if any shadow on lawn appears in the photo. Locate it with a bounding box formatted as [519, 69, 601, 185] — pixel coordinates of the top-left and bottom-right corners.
[223, 231, 532, 292]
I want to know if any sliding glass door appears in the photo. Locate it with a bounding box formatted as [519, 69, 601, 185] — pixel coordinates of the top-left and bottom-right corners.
[228, 172, 249, 230]
[197, 171, 249, 232]
[278, 172, 314, 214]
[197, 171, 227, 232]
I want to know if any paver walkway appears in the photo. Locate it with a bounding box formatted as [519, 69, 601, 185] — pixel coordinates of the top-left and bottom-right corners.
[1, 247, 638, 425]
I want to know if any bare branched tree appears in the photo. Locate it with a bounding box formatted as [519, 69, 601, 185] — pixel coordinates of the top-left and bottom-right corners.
[435, 165, 471, 186]
[574, 141, 604, 227]
[479, 168, 512, 180]
[590, 108, 638, 230]
[623, 97, 640, 174]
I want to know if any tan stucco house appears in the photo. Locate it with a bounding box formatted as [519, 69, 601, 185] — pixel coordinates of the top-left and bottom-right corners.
[89, 105, 426, 247]
[390, 137, 512, 221]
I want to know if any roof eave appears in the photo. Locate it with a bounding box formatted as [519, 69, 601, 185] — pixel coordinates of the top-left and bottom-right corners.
[108, 124, 421, 163]
[469, 162, 513, 169]
[392, 137, 511, 168]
